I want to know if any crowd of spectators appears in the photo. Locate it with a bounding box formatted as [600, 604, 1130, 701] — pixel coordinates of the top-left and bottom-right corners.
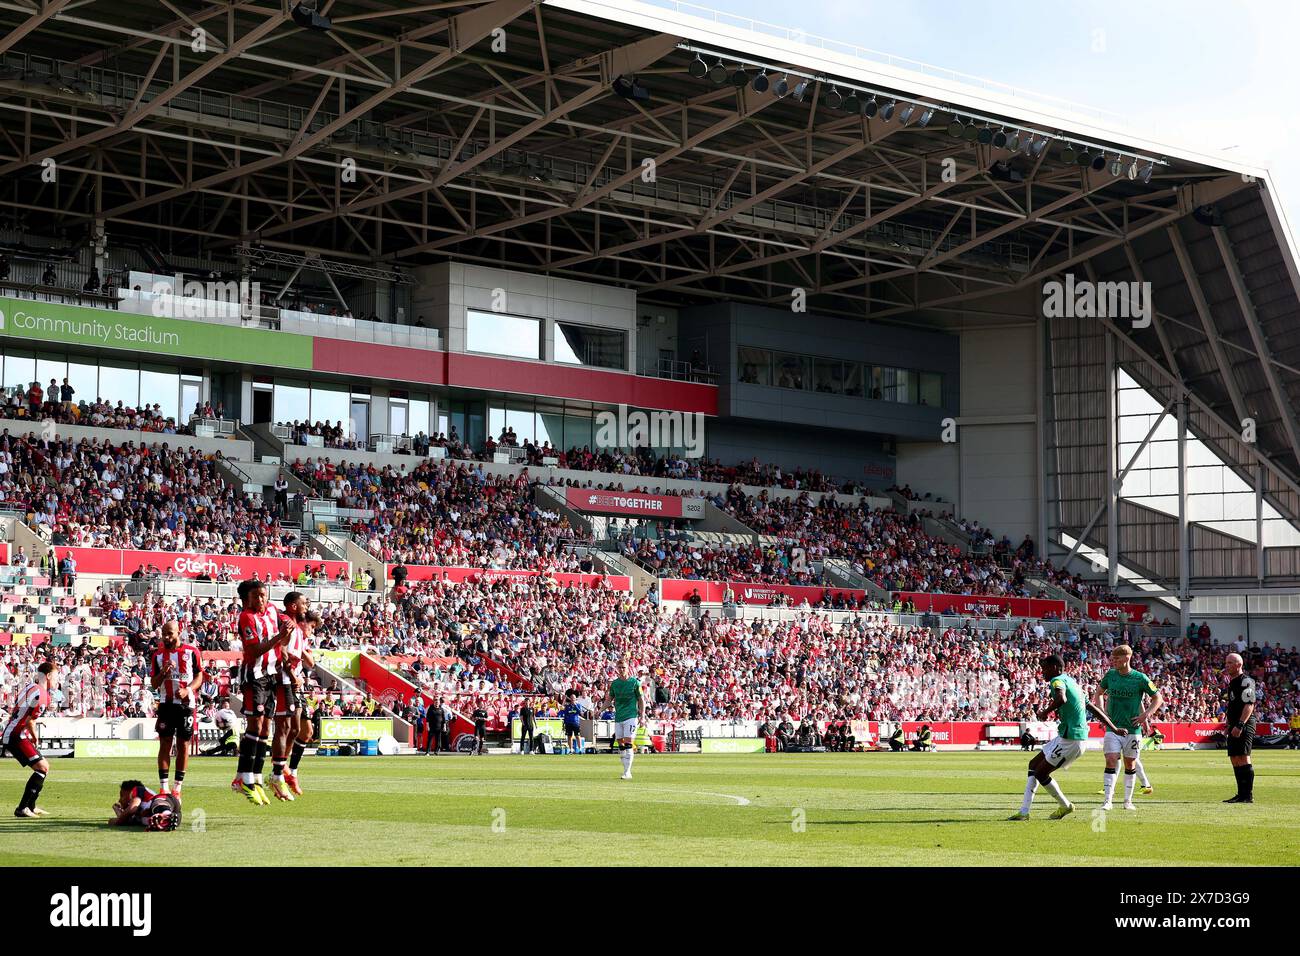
[0, 433, 305, 556]
[290, 457, 587, 570]
[278, 419, 365, 451]
[3, 380, 192, 435]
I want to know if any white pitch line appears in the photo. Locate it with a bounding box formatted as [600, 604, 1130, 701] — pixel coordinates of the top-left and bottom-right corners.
[633, 786, 751, 806]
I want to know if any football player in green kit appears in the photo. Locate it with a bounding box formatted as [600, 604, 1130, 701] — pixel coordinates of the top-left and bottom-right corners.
[1093, 644, 1163, 810]
[609, 660, 645, 780]
[1009, 655, 1122, 820]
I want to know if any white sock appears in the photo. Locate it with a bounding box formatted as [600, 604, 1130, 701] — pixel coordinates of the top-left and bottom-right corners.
[620, 747, 634, 775]
[1043, 778, 1069, 807]
[1020, 774, 1039, 814]
[1102, 770, 1118, 801]
[1135, 758, 1150, 787]
[241, 771, 253, 785]
[1124, 771, 1137, 802]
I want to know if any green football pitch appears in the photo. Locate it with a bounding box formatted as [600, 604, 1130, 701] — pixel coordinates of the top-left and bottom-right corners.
[3, 750, 1297, 866]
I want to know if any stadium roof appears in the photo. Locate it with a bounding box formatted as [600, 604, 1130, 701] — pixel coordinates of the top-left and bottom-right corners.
[2, 0, 1299, 488]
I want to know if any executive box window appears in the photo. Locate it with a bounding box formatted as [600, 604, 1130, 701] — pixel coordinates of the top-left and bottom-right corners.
[555, 323, 627, 370]
[738, 347, 772, 386]
[466, 310, 542, 360]
[737, 344, 944, 408]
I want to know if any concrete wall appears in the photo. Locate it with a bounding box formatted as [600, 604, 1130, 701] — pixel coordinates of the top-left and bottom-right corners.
[683, 302, 959, 427]
[952, 324, 1040, 544]
[0, 418, 253, 461]
[895, 441, 960, 506]
[413, 262, 637, 369]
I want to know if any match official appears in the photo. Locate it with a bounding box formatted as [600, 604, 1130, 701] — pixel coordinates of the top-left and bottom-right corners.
[1222, 652, 1256, 804]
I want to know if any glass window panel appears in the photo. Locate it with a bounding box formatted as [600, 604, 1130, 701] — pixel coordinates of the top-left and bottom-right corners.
[437, 411, 449, 438]
[36, 354, 66, 393]
[773, 353, 807, 390]
[274, 379, 310, 424]
[3, 350, 35, 393]
[310, 383, 350, 431]
[99, 360, 139, 406]
[535, 404, 562, 448]
[65, 359, 97, 407]
[563, 412, 592, 451]
[466, 311, 541, 359]
[1148, 468, 1179, 496]
[554, 323, 626, 370]
[488, 404, 506, 442]
[737, 347, 772, 386]
[140, 365, 179, 422]
[843, 363, 864, 397]
[506, 406, 535, 443]
[812, 358, 843, 395]
[409, 398, 429, 436]
[869, 366, 884, 400]
[919, 371, 942, 407]
[389, 403, 407, 437]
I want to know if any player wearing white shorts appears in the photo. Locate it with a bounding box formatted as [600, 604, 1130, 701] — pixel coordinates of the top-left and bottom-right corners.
[608, 660, 645, 780]
[1093, 645, 1163, 810]
[1010, 654, 1122, 821]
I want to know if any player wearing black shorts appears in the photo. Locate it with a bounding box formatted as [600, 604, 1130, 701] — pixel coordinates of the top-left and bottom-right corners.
[233, 579, 292, 805]
[149, 620, 205, 799]
[473, 706, 488, 755]
[1222, 652, 1257, 804]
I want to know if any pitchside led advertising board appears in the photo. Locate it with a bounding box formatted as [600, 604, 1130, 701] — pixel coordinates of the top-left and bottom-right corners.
[0, 296, 312, 369]
[317, 717, 393, 741]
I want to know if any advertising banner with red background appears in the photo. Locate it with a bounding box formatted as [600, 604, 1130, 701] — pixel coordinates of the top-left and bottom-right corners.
[1087, 601, 1150, 622]
[55, 547, 348, 581]
[393, 565, 631, 591]
[659, 579, 867, 606]
[891, 721, 1259, 746]
[564, 487, 704, 519]
[894, 591, 1067, 618]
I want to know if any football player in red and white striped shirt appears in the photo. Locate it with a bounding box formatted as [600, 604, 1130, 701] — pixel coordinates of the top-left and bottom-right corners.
[149, 620, 205, 798]
[3, 660, 58, 818]
[269, 591, 310, 801]
[233, 579, 292, 805]
[285, 608, 321, 796]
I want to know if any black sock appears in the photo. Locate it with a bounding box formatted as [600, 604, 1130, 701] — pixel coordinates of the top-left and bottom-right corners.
[19, 771, 45, 811]
[174, 769, 185, 784]
[238, 734, 257, 775]
[290, 740, 306, 771]
[159, 770, 169, 789]
[254, 739, 270, 776]
[1240, 765, 1254, 798]
[272, 758, 286, 778]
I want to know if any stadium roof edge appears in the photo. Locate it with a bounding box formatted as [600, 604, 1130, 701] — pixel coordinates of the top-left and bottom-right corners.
[546, 0, 1273, 181]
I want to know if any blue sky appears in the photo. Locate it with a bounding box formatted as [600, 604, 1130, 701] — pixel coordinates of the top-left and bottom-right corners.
[678, 0, 1300, 230]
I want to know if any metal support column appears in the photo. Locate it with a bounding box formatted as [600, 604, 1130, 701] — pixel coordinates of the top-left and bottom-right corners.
[1036, 309, 1049, 558]
[1177, 399, 1191, 633]
[1104, 326, 1119, 588]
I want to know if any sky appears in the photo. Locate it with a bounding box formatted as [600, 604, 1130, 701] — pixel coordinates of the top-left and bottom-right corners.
[666, 0, 1300, 231]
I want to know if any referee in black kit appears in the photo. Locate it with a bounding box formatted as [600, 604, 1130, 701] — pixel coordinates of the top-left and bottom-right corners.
[1222, 652, 1257, 804]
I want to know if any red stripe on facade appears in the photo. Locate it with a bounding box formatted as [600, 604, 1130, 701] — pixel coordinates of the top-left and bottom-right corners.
[312, 339, 448, 385]
[447, 352, 718, 415]
[312, 339, 718, 414]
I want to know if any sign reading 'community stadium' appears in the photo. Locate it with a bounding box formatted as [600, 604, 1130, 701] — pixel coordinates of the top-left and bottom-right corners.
[0, 296, 312, 368]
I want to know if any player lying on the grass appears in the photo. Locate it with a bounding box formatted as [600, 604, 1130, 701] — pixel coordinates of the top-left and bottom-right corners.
[1093, 644, 1162, 810]
[4, 659, 58, 818]
[1010, 655, 1123, 820]
[108, 779, 182, 831]
[108, 779, 158, 826]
